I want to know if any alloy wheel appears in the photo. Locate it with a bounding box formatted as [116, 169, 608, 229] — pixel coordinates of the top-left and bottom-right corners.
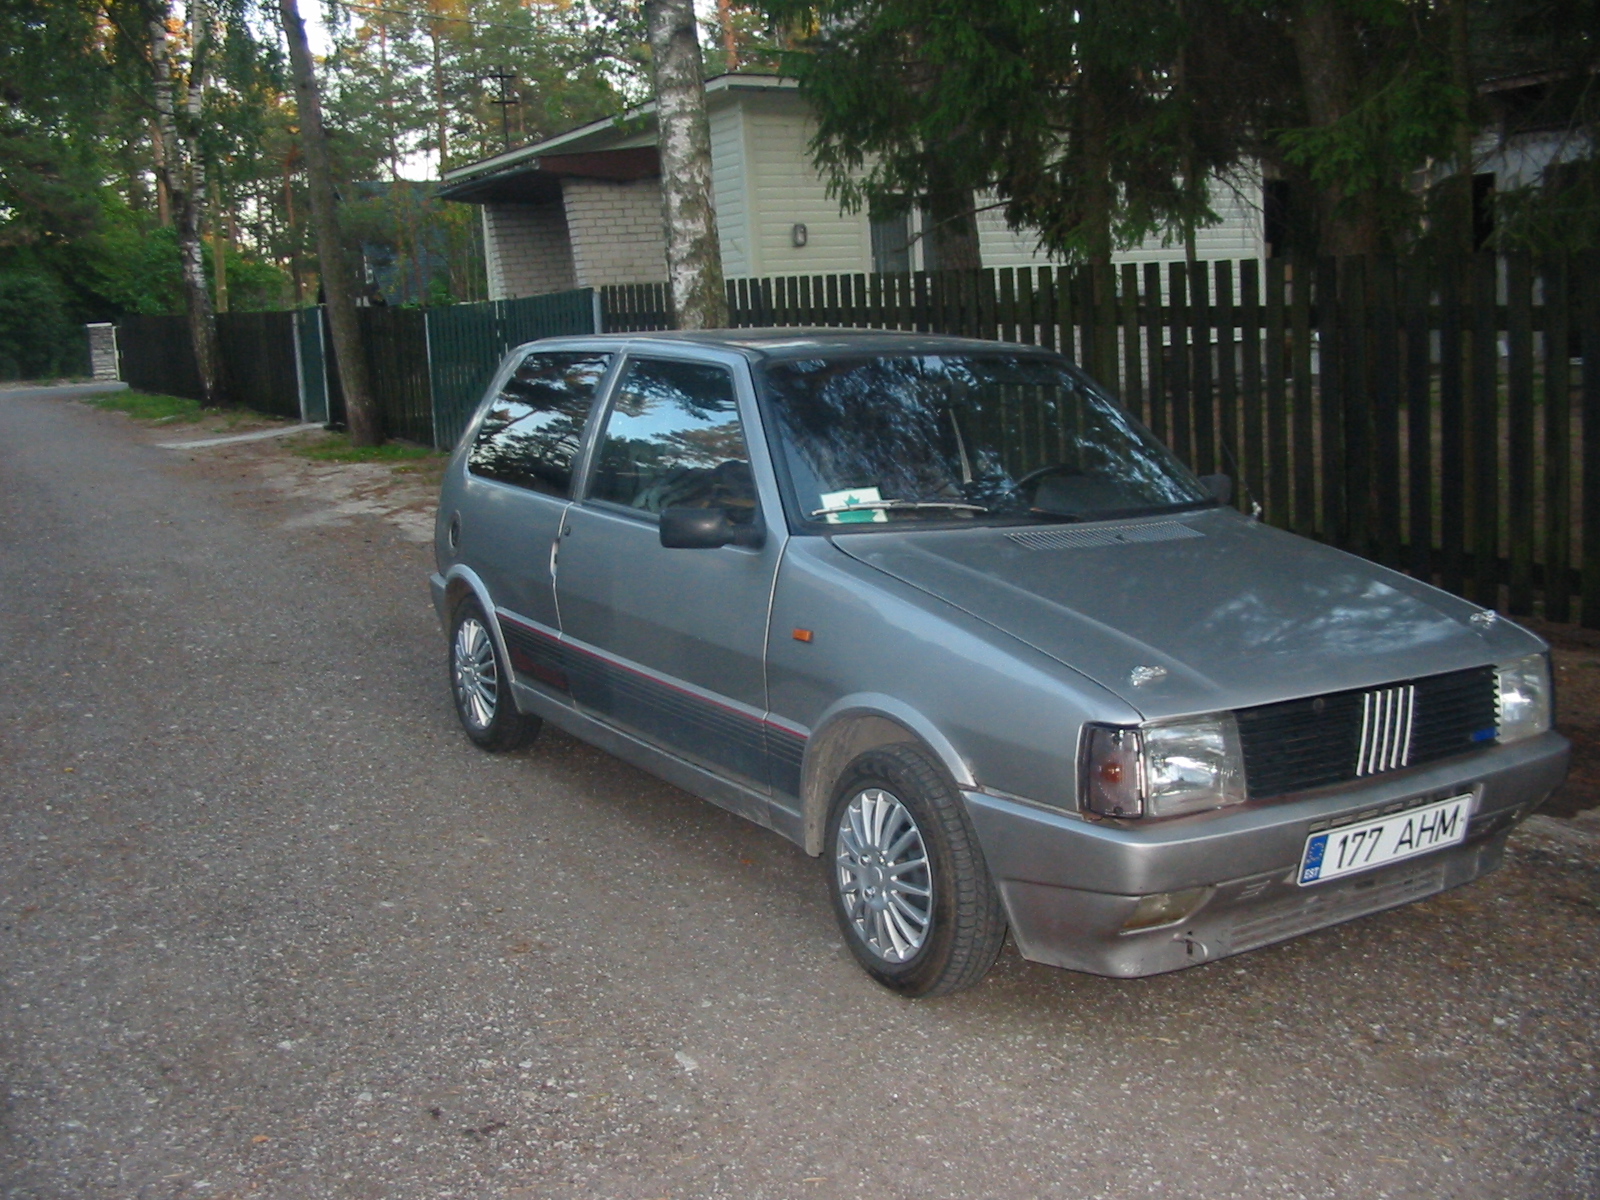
[834, 787, 933, 962]
[452, 616, 498, 730]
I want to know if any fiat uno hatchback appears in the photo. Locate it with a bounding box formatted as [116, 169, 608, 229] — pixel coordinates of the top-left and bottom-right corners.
[431, 331, 1569, 996]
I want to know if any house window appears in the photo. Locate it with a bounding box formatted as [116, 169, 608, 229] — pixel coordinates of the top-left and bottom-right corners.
[870, 207, 912, 274]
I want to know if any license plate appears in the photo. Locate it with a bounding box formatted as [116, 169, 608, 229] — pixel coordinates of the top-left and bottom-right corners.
[1299, 794, 1473, 886]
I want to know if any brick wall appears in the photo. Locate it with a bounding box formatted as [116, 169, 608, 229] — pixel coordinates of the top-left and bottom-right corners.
[483, 202, 576, 300]
[562, 178, 667, 287]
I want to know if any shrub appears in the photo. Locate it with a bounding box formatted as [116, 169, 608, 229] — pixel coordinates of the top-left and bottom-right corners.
[0, 271, 86, 381]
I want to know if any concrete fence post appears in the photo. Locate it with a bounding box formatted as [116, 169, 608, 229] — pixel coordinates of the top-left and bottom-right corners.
[86, 323, 119, 381]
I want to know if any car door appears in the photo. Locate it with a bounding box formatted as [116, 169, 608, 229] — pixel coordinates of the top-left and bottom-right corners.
[455, 348, 614, 687]
[555, 353, 781, 799]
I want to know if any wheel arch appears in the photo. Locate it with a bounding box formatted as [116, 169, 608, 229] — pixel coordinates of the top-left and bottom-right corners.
[799, 698, 973, 856]
[441, 565, 515, 690]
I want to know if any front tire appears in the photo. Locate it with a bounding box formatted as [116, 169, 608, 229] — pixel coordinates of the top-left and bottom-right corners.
[449, 599, 540, 751]
[826, 744, 1007, 996]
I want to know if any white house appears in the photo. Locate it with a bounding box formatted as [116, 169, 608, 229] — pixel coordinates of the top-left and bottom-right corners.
[439, 74, 1267, 301]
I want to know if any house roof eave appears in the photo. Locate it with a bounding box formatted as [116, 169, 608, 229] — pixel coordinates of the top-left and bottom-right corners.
[439, 73, 797, 197]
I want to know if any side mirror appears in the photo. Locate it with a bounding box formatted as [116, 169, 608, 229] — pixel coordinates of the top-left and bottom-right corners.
[1199, 473, 1233, 505]
[659, 507, 765, 550]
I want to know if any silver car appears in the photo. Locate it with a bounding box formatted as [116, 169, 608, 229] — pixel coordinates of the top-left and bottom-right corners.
[430, 331, 1569, 996]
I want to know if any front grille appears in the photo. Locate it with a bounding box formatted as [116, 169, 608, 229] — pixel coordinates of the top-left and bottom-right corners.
[1237, 666, 1498, 799]
[1355, 684, 1415, 775]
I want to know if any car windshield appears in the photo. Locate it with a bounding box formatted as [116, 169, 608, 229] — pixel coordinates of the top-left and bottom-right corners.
[757, 353, 1210, 527]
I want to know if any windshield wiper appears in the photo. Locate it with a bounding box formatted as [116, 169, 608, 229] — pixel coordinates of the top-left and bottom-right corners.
[809, 499, 990, 518]
[1028, 498, 1215, 523]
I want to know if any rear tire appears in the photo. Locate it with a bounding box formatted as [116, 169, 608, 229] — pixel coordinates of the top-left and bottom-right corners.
[449, 598, 540, 752]
[826, 744, 1007, 996]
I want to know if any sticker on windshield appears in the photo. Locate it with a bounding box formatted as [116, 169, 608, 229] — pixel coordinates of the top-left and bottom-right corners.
[818, 487, 889, 524]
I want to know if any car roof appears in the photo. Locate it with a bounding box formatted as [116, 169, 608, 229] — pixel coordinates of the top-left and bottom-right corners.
[568, 328, 1067, 362]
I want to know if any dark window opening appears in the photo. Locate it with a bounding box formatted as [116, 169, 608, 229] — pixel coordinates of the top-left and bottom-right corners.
[1264, 179, 1293, 259]
[1473, 173, 1496, 250]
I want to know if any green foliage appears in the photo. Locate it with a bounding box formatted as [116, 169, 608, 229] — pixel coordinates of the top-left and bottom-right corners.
[1274, 55, 1460, 241]
[0, 0, 110, 253]
[1495, 159, 1600, 254]
[772, 0, 1599, 258]
[84, 390, 205, 422]
[321, 0, 638, 178]
[771, 0, 1233, 262]
[222, 252, 293, 312]
[92, 221, 185, 316]
[341, 181, 482, 305]
[0, 272, 86, 381]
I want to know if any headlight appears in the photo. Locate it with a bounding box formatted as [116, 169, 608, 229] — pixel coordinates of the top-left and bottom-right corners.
[1497, 653, 1552, 744]
[1081, 715, 1246, 819]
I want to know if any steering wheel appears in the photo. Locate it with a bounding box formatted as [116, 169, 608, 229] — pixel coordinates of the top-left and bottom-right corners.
[1015, 463, 1084, 493]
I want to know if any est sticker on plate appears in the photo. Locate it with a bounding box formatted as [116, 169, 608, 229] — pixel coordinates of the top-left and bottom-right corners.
[1299, 793, 1474, 886]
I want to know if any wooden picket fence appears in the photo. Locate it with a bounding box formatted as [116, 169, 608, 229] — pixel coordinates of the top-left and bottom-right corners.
[115, 259, 1599, 630]
[604, 256, 1600, 629]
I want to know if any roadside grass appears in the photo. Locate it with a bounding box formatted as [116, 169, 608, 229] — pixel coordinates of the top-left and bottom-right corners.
[86, 390, 205, 423]
[294, 432, 444, 472]
[293, 433, 437, 463]
[85, 391, 297, 432]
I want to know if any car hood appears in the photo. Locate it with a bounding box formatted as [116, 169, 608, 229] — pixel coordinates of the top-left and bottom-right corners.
[831, 509, 1540, 719]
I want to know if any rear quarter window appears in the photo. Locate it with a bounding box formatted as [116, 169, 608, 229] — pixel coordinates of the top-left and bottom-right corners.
[467, 352, 611, 495]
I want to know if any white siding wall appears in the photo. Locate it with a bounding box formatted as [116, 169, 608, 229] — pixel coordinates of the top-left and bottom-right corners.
[975, 174, 1266, 270]
[743, 99, 872, 277]
[483, 202, 576, 300]
[562, 177, 667, 287]
[476, 90, 1273, 297]
[1474, 128, 1594, 189]
[709, 102, 752, 278]
[1118, 176, 1265, 264]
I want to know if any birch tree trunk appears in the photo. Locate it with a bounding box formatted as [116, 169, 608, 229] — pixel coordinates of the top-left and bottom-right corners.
[278, 0, 382, 445]
[644, 0, 727, 330]
[149, 6, 227, 407]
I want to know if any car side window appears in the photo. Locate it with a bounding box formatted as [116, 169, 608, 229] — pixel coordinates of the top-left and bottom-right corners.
[466, 352, 612, 496]
[586, 358, 757, 524]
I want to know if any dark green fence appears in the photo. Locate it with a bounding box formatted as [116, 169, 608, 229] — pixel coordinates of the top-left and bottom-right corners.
[215, 311, 300, 419]
[363, 308, 433, 445]
[115, 289, 599, 448]
[427, 289, 598, 449]
[118, 310, 299, 417]
[117, 313, 204, 400]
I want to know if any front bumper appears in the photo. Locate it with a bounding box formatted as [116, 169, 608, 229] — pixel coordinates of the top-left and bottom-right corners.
[963, 731, 1569, 977]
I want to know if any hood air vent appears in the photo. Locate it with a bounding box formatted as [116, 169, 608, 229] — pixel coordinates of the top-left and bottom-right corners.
[1006, 521, 1205, 551]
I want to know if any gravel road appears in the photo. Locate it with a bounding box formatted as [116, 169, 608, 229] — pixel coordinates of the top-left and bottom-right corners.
[2, 385, 1596, 1200]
